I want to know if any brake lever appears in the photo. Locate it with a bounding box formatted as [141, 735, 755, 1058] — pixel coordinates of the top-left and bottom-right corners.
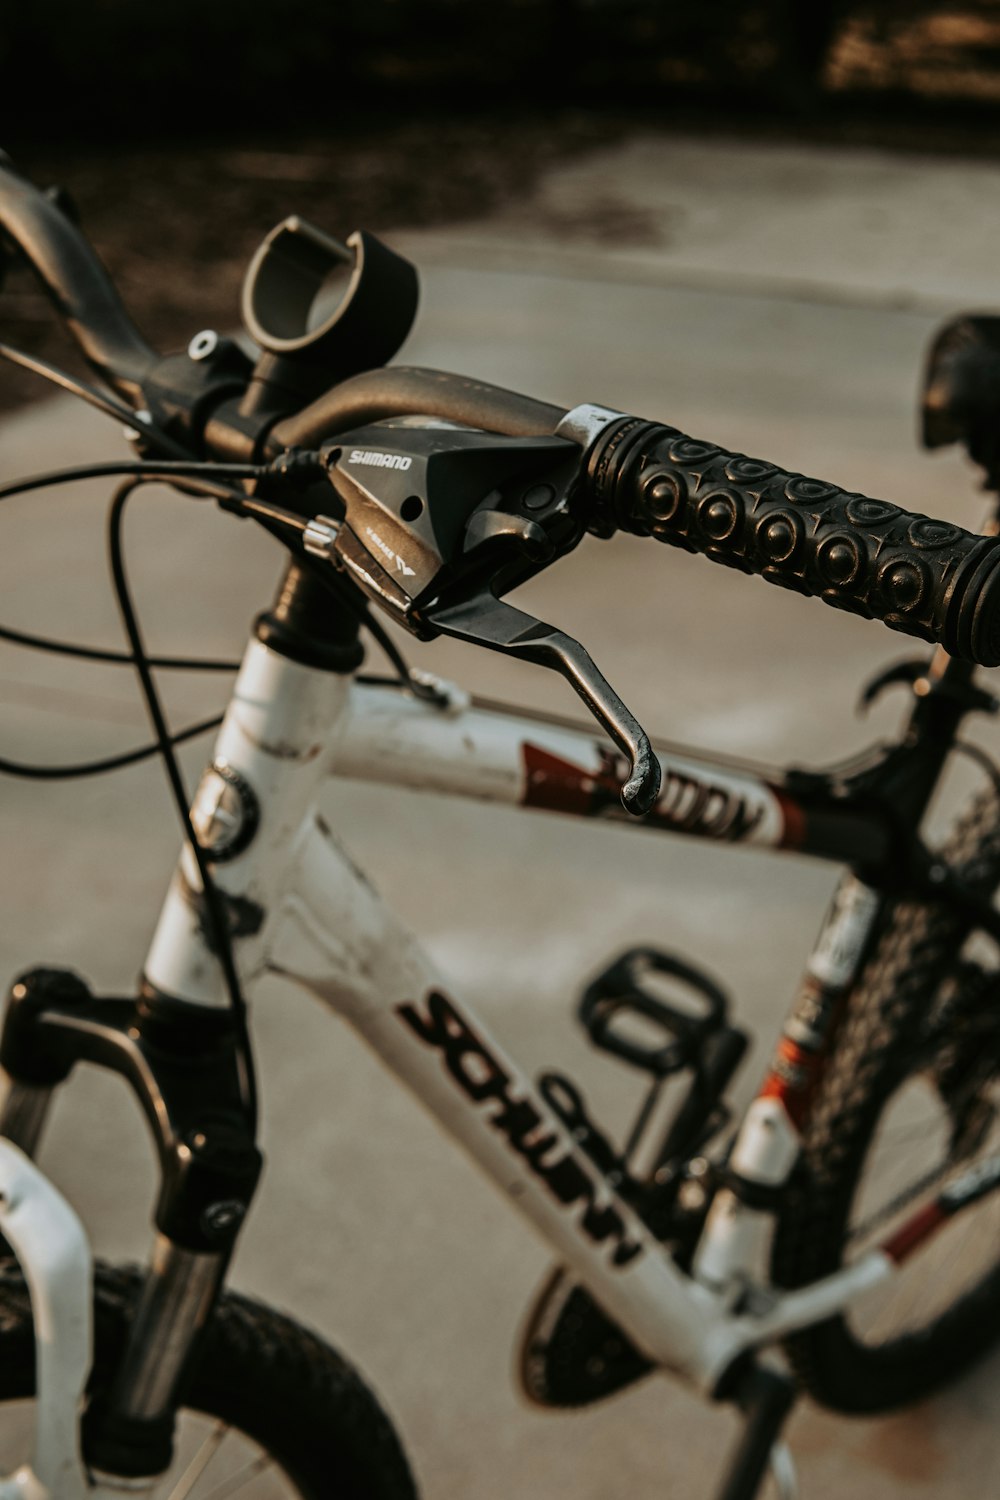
[428, 592, 660, 816]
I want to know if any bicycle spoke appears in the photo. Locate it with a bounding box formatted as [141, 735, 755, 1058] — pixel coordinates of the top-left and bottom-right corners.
[162, 1421, 228, 1500]
[844, 1057, 1000, 1343]
[198, 1453, 276, 1500]
[848, 1155, 951, 1241]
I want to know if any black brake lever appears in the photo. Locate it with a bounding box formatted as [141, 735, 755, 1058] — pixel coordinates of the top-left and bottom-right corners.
[428, 592, 660, 817]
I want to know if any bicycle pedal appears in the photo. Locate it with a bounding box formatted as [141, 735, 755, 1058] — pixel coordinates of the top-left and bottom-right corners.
[518, 1266, 652, 1409]
[579, 948, 730, 1075]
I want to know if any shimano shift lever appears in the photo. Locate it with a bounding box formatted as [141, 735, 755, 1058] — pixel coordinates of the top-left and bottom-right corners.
[319, 421, 661, 816]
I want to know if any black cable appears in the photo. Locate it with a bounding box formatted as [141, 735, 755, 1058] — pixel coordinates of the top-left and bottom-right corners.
[0, 458, 323, 548]
[354, 597, 445, 702]
[249, 521, 447, 706]
[107, 476, 257, 1128]
[0, 459, 263, 506]
[0, 621, 239, 671]
[0, 341, 187, 457]
[312, 572, 447, 704]
[0, 712, 222, 779]
[240, 494, 310, 533]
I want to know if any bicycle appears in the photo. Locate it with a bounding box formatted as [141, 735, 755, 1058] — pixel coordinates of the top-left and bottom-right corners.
[0, 153, 998, 1498]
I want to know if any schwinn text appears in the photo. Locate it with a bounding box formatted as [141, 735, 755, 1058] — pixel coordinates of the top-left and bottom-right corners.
[397, 991, 644, 1268]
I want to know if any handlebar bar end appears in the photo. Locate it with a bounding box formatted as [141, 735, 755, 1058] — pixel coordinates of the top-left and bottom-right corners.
[945, 542, 1000, 668]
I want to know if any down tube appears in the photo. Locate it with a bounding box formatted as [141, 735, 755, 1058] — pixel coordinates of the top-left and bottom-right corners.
[265, 812, 739, 1391]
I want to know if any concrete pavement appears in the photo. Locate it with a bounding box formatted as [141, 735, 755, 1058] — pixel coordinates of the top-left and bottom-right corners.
[0, 132, 999, 1497]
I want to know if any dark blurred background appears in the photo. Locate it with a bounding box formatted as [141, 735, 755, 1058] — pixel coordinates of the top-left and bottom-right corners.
[5, 1, 1000, 414]
[9, 2, 1000, 134]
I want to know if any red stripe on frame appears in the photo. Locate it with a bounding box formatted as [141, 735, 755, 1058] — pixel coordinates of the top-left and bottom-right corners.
[521, 744, 605, 816]
[759, 1039, 821, 1129]
[881, 1200, 948, 1263]
[773, 787, 807, 850]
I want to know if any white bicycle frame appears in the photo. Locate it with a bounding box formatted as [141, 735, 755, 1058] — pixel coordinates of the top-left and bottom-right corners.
[145, 637, 894, 1385]
[0, 632, 911, 1497]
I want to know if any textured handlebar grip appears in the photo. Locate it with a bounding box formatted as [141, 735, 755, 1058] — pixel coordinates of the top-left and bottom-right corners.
[586, 418, 1000, 666]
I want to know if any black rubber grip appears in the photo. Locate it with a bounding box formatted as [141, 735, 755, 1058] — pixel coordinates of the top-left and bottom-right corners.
[586, 417, 1000, 667]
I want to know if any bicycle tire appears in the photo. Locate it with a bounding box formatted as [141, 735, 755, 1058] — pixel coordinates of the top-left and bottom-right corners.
[771, 779, 1000, 1413]
[0, 1258, 418, 1498]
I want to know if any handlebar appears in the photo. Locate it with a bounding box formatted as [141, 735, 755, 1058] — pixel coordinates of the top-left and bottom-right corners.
[267, 365, 567, 450]
[0, 159, 155, 401]
[3, 156, 1000, 671]
[574, 411, 1000, 668]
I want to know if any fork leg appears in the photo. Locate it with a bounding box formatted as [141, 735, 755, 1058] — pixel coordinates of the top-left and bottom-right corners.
[85, 1236, 227, 1481]
[0, 1138, 91, 1500]
[0, 1076, 54, 1158]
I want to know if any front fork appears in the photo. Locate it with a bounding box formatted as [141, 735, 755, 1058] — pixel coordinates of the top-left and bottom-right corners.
[0, 969, 262, 1482]
[0, 1138, 91, 1500]
[0, 616, 349, 1487]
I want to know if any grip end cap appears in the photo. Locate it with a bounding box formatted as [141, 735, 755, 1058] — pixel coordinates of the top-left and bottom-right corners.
[947, 542, 1000, 667]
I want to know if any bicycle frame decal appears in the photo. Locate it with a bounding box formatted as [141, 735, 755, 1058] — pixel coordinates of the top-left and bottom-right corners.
[521, 743, 777, 842]
[331, 681, 791, 849]
[804, 877, 882, 992]
[398, 991, 644, 1267]
[757, 873, 884, 1127]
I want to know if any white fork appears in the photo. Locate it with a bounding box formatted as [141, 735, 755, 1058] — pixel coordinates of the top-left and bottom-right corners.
[0, 1138, 92, 1500]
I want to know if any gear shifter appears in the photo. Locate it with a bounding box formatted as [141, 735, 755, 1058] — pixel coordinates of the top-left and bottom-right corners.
[319, 421, 661, 815]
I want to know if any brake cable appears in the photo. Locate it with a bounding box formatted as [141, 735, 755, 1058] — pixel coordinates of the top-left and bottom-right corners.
[0, 623, 239, 671]
[0, 715, 225, 780]
[296, 565, 450, 707]
[0, 334, 448, 697]
[0, 466, 439, 777]
[107, 473, 258, 1128]
[0, 456, 259, 776]
[0, 340, 186, 456]
[0, 459, 264, 504]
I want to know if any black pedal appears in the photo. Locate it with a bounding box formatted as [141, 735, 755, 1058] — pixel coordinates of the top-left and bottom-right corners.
[579, 947, 747, 1173]
[579, 948, 729, 1075]
[517, 950, 748, 1412]
[578, 950, 746, 1176]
